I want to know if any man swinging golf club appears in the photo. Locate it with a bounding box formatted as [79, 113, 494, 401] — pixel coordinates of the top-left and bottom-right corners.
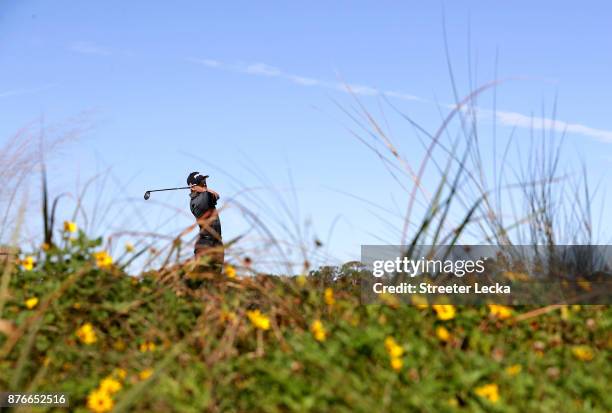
[186, 172, 224, 267]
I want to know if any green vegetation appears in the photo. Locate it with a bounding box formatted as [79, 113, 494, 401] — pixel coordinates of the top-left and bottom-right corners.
[1, 232, 610, 412]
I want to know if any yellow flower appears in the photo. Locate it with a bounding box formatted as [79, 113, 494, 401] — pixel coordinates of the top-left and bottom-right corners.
[505, 364, 522, 376]
[560, 305, 570, 320]
[436, 326, 451, 342]
[21, 256, 35, 271]
[433, 304, 456, 321]
[86, 388, 114, 413]
[224, 264, 237, 279]
[572, 345, 594, 361]
[76, 323, 97, 345]
[324, 288, 335, 307]
[502, 271, 529, 281]
[379, 292, 400, 308]
[220, 310, 237, 324]
[99, 377, 122, 394]
[384, 336, 404, 358]
[310, 319, 327, 342]
[93, 251, 113, 268]
[112, 368, 127, 380]
[125, 242, 135, 253]
[246, 309, 270, 331]
[390, 356, 403, 371]
[410, 294, 429, 309]
[138, 368, 153, 380]
[139, 341, 156, 352]
[488, 304, 513, 320]
[25, 297, 39, 309]
[474, 383, 500, 403]
[296, 274, 307, 287]
[64, 221, 78, 233]
[577, 278, 592, 292]
[113, 340, 126, 351]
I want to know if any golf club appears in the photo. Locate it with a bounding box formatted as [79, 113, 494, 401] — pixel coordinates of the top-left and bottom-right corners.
[144, 186, 191, 200]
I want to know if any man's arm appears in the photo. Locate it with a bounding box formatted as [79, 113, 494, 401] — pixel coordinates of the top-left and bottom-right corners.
[190, 185, 220, 199]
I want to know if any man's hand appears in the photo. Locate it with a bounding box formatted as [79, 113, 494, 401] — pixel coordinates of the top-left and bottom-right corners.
[191, 185, 219, 199]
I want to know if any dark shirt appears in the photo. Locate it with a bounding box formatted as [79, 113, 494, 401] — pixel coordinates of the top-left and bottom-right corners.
[189, 191, 222, 242]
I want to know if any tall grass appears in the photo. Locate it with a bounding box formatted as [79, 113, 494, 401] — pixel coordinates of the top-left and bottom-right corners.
[0, 63, 608, 412]
[339, 81, 598, 262]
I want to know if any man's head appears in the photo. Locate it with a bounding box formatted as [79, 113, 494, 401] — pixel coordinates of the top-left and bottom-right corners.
[187, 172, 209, 187]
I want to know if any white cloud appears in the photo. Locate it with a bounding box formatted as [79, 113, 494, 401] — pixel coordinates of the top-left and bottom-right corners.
[191, 57, 612, 143]
[495, 110, 612, 143]
[383, 90, 422, 101]
[244, 63, 282, 76]
[340, 83, 379, 96]
[287, 75, 319, 86]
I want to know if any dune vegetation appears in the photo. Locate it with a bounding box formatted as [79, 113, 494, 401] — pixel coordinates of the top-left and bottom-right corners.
[0, 229, 610, 412]
[1, 80, 610, 412]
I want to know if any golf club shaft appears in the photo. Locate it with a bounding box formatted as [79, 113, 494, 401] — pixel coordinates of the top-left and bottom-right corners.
[147, 186, 191, 193]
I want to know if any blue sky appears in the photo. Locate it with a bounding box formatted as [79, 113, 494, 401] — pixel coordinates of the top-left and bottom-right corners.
[1, 1, 611, 271]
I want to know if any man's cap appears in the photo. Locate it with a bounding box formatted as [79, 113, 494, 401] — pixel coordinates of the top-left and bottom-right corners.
[187, 171, 209, 186]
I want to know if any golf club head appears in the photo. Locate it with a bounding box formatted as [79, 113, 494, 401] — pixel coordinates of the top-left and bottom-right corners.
[144, 191, 151, 200]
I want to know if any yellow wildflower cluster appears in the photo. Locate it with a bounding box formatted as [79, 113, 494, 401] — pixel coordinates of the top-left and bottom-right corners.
[310, 320, 327, 342]
[384, 336, 404, 371]
[572, 345, 594, 361]
[99, 377, 122, 394]
[505, 364, 522, 376]
[224, 264, 237, 279]
[139, 368, 153, 380]
[93, 251, 113, 268]
[21, 256, 35, 271]
[139, 341, 156, 352]
[436, 326, 451, 342]
[432, 304, 456, 320]
[64, 221, 78, 233]
[474, 383, 500, 403]
[324, 288, 335, 307]
[246, 309, 270, 330]
[25, 297, 39, 309]
[488, 304, 513, 320]
[86, 389, 113, 413]
[76, 323, 97, 345]
[86, 373, 123, 413]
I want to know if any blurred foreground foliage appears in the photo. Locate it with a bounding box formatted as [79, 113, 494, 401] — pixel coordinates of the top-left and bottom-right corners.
[0, 233, 610, 413]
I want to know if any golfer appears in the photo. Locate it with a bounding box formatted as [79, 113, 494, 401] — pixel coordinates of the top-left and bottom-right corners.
[187, 172, 224, 266]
